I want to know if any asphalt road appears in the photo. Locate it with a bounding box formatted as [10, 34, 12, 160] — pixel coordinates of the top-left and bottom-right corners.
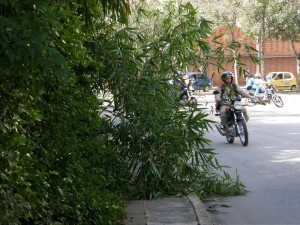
[202, 92, 300, 225]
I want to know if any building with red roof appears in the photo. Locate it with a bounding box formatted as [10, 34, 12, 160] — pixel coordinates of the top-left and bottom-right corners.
[189, 26, 300, 86]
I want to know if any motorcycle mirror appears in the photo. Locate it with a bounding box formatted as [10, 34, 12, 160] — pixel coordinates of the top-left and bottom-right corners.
[213, 90, 220, 95]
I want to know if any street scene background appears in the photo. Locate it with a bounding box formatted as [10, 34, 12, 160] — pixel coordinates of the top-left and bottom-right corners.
[199, 92, 300, 225]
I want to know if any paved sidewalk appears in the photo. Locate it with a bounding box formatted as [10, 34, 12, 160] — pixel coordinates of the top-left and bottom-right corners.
[124, 194, 213, 225]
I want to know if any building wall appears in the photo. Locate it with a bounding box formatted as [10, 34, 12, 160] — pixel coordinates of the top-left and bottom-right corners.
[195, 26, 300, 87]
[209, 56, 298, 87]
[265, 57, 298, 75]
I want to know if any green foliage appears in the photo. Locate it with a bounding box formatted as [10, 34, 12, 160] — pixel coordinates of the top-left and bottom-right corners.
[0, 0, 246, 224]
[266, 0, 300, 43]
[240, 0, 300, 44]
[0, 0, 129, 224]
[94, 1, 245, 200]
[193, 169, 246, 199]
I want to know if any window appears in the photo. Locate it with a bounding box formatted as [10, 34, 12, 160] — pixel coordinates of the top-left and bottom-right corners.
[266, 73, 277, 79]
[284, 73, 291, 79]
[275, 74, 283, 80]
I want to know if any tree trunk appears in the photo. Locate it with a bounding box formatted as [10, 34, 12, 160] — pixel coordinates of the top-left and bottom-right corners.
[260, 6, 266, 76]
[230, 16, 239, 85]
[256, 36, 260, 74]
[290, 41, 300, 85]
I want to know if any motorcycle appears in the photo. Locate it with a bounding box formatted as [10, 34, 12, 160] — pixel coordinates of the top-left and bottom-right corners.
[213, 90, 249, 146]
[173, 79, 198, 106]
[180, 86, 197, 106]
[245, 85, 284, 107]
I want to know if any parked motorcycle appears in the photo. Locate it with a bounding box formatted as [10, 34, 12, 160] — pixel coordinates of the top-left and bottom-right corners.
[245, 85, 284, 107]
[213, 90, 249, 146]
[180, 86, 197, 106]
[173, 79, 198, 106]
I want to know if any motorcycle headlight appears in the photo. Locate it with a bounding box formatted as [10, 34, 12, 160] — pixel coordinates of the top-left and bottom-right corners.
[234, 101, 243, 110]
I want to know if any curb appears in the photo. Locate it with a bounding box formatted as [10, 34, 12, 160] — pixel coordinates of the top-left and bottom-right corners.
[187, 194, 214, 225]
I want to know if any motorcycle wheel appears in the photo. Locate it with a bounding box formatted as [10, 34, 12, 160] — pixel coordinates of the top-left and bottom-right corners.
[190, 97, 197, 106]
[272, 95, 284, 107]
[226, 126, 234, 143]
[237, 120, 248, 146]
[187, 97, 198, 111]
[180, 95, 188, 105]
[226, 134, 234, 144]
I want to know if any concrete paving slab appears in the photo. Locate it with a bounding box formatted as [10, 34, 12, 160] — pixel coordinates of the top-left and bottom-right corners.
[147, 222, 198, 225]
[145, 197, 197, 223]
[124, 194, 213, 225]
[125, 201, 146, 225]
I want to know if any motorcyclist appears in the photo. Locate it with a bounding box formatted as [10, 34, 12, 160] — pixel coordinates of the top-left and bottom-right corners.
[173, 78, 190, 105]
[215, 71, 255, 133]
[253, 73, 268, 101]
[246, 74, 256, 90]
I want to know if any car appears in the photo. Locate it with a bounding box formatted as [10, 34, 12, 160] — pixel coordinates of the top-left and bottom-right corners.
[187, 72, 213, 92]
[264, 72, 298, 91]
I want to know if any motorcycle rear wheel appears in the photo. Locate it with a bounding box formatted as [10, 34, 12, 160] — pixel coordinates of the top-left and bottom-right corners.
[237, 120, 248, 146]
[188, 97, 198, 111]
[226, 135, 234, 144]
[190, 97, 197, 105]
[272, 95, 284, 107]
[226, 126, 234, 143]
[181, 95, 188, 102]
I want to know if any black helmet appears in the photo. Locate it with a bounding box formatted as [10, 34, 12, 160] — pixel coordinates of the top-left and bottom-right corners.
[221, 71, 234, 84]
